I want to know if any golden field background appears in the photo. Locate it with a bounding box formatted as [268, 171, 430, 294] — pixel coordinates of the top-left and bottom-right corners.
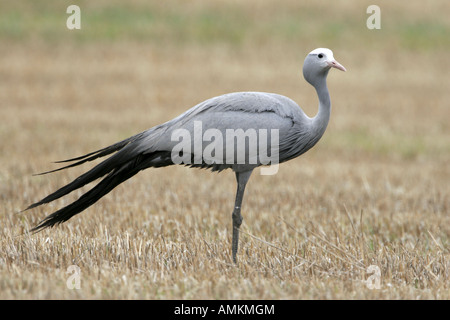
[0, 0, 448, 299]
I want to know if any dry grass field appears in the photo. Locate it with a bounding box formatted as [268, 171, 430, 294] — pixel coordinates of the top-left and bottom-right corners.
[0, 1, 449, 299]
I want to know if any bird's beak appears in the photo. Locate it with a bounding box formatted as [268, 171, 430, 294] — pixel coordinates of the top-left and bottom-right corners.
[328, 60, 346, 72]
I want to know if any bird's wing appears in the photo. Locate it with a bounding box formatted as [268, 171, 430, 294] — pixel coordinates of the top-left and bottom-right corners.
[148, 92, 310, 151]
[179, 92, 305, 126]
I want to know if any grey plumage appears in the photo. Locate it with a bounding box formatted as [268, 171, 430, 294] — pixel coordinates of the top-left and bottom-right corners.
[25, 48, 345, 263]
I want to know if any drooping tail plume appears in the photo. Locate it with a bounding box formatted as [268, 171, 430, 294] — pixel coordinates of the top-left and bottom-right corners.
[30, 151, 172, 232]
[24, 130, 173, 232]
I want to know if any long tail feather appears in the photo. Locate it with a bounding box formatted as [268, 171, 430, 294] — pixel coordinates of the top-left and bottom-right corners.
[24, 134, 150, 211]
[30, 151, 173, 232]
[33, 132, 145, 176]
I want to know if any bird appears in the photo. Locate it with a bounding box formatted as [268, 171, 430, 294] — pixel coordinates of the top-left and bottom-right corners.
[24, 48, 346, 263]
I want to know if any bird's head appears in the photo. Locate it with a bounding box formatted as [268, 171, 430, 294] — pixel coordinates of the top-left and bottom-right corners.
[303, 48, 346, 86]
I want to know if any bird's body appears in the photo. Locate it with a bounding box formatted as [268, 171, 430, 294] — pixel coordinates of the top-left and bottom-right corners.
[141, 91, 314, 171]
[25, 48, 345, 263]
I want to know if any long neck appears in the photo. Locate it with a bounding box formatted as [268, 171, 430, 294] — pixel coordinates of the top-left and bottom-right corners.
[311, 77, 331, 137]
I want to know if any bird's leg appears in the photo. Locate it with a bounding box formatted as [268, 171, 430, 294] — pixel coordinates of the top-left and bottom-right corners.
[232, 170, 253, 263]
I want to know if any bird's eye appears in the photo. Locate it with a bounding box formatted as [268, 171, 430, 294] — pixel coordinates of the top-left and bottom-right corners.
[318, 54, 324, 59]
